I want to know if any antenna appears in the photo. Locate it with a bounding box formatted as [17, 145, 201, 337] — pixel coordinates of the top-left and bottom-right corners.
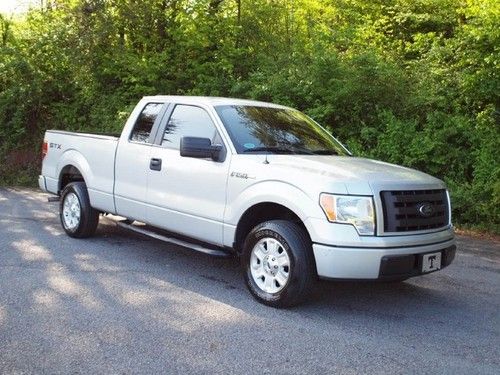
[263, 153, 270, 164]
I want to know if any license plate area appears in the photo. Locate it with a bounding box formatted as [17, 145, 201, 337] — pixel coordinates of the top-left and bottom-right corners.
[421, 252, 442, 273]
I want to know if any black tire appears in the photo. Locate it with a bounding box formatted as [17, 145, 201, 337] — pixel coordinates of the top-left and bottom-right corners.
[59, 182, 99, 238]
[241, 220, 316, 308]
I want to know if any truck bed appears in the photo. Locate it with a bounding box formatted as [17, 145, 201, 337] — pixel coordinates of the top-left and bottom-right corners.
[42, 130, 119, 213]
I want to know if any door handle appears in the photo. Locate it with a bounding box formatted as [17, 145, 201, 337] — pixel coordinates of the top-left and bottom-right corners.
[150, 158, 162, 171]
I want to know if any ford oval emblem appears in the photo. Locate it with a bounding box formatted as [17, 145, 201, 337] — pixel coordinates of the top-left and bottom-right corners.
[417, 202, 434, 217]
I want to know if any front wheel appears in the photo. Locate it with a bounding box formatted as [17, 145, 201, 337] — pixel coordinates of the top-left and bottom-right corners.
[241, 220, 316, 308]
[60, 182, 99, 238]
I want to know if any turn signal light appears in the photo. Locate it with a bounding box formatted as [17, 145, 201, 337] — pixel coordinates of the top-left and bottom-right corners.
[319, 194, 336, 221]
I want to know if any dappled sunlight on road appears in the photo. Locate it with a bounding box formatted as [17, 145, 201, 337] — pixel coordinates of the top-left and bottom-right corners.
[12, 239, 53, 261]
[89, 269, 251, 335]
[0, 305, 6, 326]
[42, 224, 65, 236]
[0, 188, 56, 220]
[72, 252, 123, 273]
[0, 221, 30, 234]
[8, 225, 104, 312]
[46, 266, 103, 311]
[32, 289, 61, 310]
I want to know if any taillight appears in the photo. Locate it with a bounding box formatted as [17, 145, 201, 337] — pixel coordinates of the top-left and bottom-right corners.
[42, 141, 48, 159]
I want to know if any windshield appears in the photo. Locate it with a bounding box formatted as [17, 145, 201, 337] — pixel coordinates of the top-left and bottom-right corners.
[214, 105, 350, 155]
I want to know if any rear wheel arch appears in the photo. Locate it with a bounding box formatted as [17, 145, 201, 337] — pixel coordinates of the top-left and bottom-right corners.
[59, 164, 85, 193]
[56, 149, 93, 194]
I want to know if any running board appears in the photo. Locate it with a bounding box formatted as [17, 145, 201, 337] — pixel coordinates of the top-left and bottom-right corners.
[115, 220, 230, 257]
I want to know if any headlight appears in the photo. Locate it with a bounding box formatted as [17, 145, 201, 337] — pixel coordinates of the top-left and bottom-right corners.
[319, 193, 375, 235]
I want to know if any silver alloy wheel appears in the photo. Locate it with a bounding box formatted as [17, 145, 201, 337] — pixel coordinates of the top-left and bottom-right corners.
[62, 192, 81, 230]
[250, 237, 291, 294]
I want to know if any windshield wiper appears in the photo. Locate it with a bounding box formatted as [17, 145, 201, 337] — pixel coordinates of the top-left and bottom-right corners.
[244, 145, 321, 155]
[287, 145, 316, 155]
[311, 149, 339, 155]
[243, 146, 296, 154]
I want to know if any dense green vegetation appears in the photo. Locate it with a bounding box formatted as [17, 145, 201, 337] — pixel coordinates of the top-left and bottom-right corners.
[0, 0, 498, 232]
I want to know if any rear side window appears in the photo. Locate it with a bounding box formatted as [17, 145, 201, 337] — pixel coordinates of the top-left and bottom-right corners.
[162, 105, 218, 149]
[130, 103, 163, 143]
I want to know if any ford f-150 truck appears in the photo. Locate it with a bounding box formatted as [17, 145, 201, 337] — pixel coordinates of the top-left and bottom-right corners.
[39, 96, 456, 307]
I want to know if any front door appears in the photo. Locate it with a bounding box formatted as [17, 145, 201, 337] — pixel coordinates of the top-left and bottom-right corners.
[146, 104, 230, 246]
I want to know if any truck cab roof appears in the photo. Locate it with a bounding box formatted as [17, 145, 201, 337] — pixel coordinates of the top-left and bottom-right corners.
[141, 95, 292, 109]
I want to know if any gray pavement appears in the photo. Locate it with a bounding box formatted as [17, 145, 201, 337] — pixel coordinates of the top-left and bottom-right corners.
[0, 187, 499, 374]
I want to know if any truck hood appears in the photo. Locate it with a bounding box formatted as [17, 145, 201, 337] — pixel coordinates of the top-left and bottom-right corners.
[268, 155, 445, 193]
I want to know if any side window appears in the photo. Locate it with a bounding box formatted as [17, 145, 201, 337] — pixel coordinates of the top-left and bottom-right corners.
[130, 103, 163, 143]
[162, 105, 218, 149]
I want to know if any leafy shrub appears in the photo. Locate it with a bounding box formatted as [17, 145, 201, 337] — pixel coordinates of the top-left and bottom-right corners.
[0, 0, 498, 233]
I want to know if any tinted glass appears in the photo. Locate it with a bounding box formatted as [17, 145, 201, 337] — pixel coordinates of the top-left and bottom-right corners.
[163, 105, 218, 149]
[215, 105, 349, 155]
[130, 103, 163, 143]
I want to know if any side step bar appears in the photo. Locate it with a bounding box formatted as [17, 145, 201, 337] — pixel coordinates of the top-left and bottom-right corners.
[115, 220, 231, 257]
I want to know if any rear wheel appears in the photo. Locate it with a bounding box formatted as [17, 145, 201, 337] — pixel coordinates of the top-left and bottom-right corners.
[60, 182, 99, 238]
[241, 220, 315, 308]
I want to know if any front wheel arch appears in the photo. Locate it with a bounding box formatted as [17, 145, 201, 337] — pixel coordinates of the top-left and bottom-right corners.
[234, 202, 312, 253]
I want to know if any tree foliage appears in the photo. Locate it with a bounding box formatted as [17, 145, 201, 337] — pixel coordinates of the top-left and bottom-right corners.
[0, 0, 498, 232]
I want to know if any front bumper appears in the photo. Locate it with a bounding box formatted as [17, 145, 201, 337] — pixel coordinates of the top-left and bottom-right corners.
[313, 237, 456, 279]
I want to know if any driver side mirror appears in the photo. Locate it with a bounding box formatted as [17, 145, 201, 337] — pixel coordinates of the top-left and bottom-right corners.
[180, 137, 223, 161]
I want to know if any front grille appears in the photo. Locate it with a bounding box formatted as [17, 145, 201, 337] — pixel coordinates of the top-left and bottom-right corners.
[380, 189, 449, 233]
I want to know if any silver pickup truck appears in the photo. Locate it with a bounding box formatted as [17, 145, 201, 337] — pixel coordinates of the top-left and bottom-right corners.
[39, 96, 456, 307]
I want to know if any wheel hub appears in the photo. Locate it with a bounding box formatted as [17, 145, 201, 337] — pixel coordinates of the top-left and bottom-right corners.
[62, 192, 81, 230]
[263, 255, 278, 275]
[249, 237, 291, 294]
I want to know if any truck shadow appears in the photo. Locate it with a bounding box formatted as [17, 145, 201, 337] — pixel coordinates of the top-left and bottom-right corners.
[94, 216, 465, 322]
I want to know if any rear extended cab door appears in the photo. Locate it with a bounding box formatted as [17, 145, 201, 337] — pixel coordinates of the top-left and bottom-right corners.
[114, 99, 169, 221]
[145, 101, 232, 246]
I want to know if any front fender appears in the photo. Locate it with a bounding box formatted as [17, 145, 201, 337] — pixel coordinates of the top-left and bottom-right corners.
[225, 180, 324, 225]
[222, 180, 327, 248]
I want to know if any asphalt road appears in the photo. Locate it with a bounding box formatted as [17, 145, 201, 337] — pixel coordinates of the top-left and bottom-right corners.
[0, 187, 499, 374]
